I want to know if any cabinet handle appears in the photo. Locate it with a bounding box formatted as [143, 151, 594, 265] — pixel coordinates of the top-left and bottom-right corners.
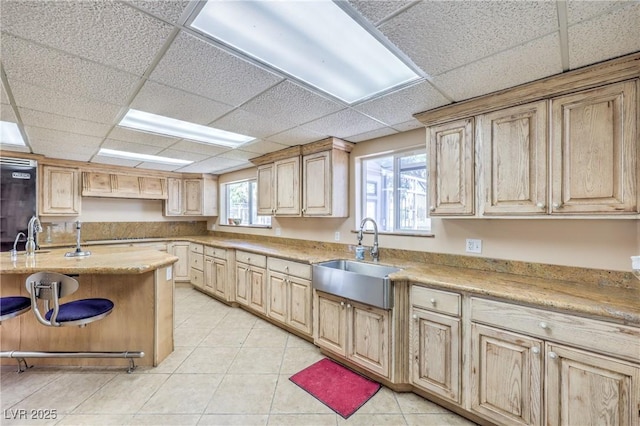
[429, 206, 435, 212]
[536, 202, 545, 209]
[539, 322, 548, 330]
[531, 347, 540, 354]
[346, 303, 351, 308]
[430, 298, 436, 305]
[548, 351, 558, 359]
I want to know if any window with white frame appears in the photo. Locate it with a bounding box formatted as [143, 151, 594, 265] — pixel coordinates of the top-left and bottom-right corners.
[360, 149, 430, 233]
[224, 179, 271, 227]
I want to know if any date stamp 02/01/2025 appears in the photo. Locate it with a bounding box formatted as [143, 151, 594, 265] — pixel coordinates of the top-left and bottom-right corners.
[3, 409, 58, 421]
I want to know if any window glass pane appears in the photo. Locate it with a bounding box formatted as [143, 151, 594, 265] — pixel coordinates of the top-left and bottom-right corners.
[226, 180, 271, 226]
[398, 153, 428, 231]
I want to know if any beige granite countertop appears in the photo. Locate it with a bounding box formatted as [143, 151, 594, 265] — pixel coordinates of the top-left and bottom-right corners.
[40, 235, 640, 325]
[0, 246, 178, 275]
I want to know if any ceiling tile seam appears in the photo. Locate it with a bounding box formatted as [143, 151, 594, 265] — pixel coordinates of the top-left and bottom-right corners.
[1, 65, 34, 152]
[117, 0, 182, 28]
[556, 0, 570, 71]
[90, 26, 184, 163]
[373, 0, 423, 27]
[567, 0, 637, 27]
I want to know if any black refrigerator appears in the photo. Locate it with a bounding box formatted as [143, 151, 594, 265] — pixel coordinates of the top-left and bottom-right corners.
[0, 157, 37, 252]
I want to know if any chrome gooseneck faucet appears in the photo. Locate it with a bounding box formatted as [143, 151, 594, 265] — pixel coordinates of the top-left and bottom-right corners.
[26, 216, 42, 256]
[357, 217, 379, 262]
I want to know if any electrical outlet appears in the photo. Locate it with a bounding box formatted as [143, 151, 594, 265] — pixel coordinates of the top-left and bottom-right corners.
[466, 239, 482, 254]
[275, 227, 282, 236]
[334, 231, 340, 241]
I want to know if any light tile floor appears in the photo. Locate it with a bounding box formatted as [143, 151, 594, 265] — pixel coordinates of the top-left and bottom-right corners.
[1, 285, 477, 426]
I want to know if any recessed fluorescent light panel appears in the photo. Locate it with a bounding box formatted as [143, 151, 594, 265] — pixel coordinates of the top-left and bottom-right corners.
[98, 148, 193, 166]
[0, 121, 26, 146]
[118, 109, 254, 148]
[189, 0, 421, 104]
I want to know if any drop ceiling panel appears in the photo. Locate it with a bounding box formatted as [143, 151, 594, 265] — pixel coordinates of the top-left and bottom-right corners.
[131, 81, 233, 124]
[301, 109, 386, 140]
[136, 162, 183, 171]
[8, 80, 121, 125]
[347, 0, 416, 25]
[92, 156, 142, 168]
[354, 81, 450, 125]
[432, 33, 563, 101]
[149, 32, 283, 106]
[240, 139, 290, 155]
[156, 149, 209, 163]
[108, 127, 177, 148]
[127, 0, 191, 25]
[266, 127, 328, 146]
[2, 34, 140, 105]
[240, 81, 344, 126]
[169, 140, 227, 156]
[392, 120, 424, 133]
[25, 127, 104, 152]
[18, 108, 111, 138]
[566, 0, 628, 25]
[215, 149, 260, 161]
[568, 3, 640, 69]
[380, 0, 558, 76]
[0, 0, 173, 75]
[30, 148, 93, 163]
[1, 106, 18, 123]
[177, 156, 246, 174]
[101, 139, 164, 155]
[212, 109, 296, 139]
[348, 126, 399, 143]
[0, 144, 30, 154]
[1, 83, 10, 105]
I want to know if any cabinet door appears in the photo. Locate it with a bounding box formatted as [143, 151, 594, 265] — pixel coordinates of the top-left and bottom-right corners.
[410, 308, 461, 404]
[257, 164, 274, 215]
[204, 256, 215, 292]
[348, 301, 390, 378]
[171, 243, 190, 282]
[267, 272, 288, 324]
[302, 151, 331, 216]
[235, 263, 249, 306]
[113, 174, 140, 196]
[288, 276, 312, 335]
[470, 323, 543, 426]
[315, 292, 347, 356]
[551, 81, 637, 214]
[140, 177, 167, 199]
[165, 178, 182, 216]
[274, 156, 301, 216]
[546, 343, 640, 426]
[428, 118, 474, 215]
[248, 267, 267, 314]
[41, 166, 80, 215]
[480, 101, 548, 215]
[213, 258, 227, 299]
[183, 179, 203, 215]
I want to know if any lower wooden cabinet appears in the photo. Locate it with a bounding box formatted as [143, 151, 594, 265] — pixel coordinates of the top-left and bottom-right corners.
[169, 242, 190, 282]
[203, 246, 230, 301]
[235, 251, 267, 314]
[314, 291, 390, 378]
[267, 258, 313, 336]
[189, 243, 204, 289]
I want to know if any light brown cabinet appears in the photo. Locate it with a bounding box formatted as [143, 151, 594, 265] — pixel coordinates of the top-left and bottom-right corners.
[169, 241, 190, 282]
[204, 246, 230, 301]
[479, 101, 548, 215]
[82, 171, 167, 200]
[255, 157, 301, 216]
[256, 164, 274, 216]
[189, 243, 204, 289]
[314, 291, 390, 378]
[235, 251, 267, 314]
[550, 80, 637, 214]
[267, 257, 313, 336]
[165, 175, 218, 216]
[301, 146, 350, 217]
[427, 118, 474, 216]
[410, 286, 461, 404]
[40, 165, 81, 216]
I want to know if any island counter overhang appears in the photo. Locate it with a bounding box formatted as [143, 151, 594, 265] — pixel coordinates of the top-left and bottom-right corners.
[0, 246, 178, 368]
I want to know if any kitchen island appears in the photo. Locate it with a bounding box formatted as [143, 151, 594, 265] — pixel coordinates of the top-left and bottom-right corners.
[0, 246, 178, 368]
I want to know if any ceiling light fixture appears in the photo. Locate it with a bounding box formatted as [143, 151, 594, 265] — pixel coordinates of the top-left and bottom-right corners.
[98, 148, 194, 166]
[0, 121, 26, 146]
[189, 0, 421, 104]
[118, 109, 254, 148]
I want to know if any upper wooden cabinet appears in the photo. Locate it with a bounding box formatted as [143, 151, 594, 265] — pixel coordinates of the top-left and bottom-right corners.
[427, 118, 474, 216]
[253, 138, 353, 218]
[82, 171, 168, 200]
[164, 175, 218, 217]
[417, 55, 639, 218]
[551, 81, 637, 215]
[479, 101, 548, 215]
[40, 165, 81, 216]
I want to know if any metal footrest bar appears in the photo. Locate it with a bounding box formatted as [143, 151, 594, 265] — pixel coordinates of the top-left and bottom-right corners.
[0, 351, 145, 373]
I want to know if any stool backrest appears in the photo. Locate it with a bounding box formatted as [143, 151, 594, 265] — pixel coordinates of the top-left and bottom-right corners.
[25, 272, 79, 327]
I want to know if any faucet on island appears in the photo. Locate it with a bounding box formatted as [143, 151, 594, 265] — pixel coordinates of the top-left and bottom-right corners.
[26, 216, 42, 256]
[357, 217, 380, 262]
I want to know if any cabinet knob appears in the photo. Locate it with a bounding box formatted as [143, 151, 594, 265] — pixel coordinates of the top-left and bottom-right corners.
[539, 322, 548, 330]
[347, 303, 352, 309]
[430, 298, 436, 305]
[429, 206, 435, 212]
[340, 301, 345, 307]
[552, 202, 561, 209]
[536, 202, 545, 209]
[412, 314, 418, 320]
[548, 351, 558, 359]
[531, 347, 540, 354]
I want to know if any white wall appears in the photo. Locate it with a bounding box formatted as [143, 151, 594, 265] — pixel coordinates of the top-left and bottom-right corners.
[215, 128, 639, 272]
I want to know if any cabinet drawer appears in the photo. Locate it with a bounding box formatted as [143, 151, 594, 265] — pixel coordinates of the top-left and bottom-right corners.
[190, 243, 204, 254]
[268, 257, 311, 279]
[471, 298, 640, 363]
[236, 250, 266, 268]
[190, 268, 203, 287]
[190, 252, 204, 271]
[412, 285, 461, 317]
[204, 245, 226, 258]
